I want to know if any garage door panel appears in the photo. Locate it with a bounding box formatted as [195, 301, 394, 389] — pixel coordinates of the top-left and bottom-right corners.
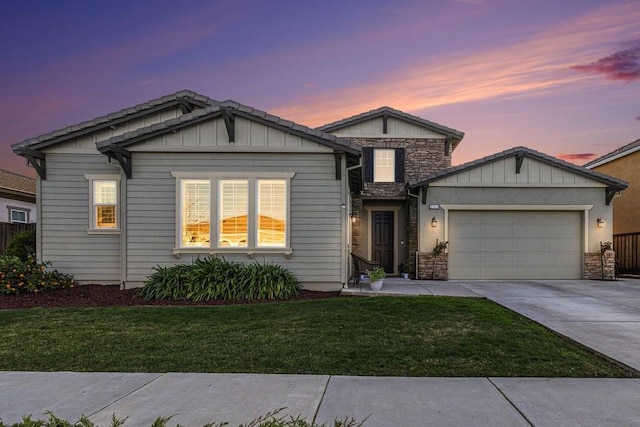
[448, 211, 582, 280]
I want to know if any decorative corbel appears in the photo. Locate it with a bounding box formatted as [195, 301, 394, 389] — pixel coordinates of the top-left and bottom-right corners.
[222, 107, 235, 143]
[334, 149, 342, 180]
[606, 187, 618, 206]
[109, 145, 132, 179]
[421, 184, 429, 205]
[21, 148, 46, 180]
[515, 152, 525, 174]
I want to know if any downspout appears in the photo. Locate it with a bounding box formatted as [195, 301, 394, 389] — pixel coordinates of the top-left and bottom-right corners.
[407, 187, 420, 279]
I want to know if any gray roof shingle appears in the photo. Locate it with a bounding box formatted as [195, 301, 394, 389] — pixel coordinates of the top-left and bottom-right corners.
[12, 90, 218, 152]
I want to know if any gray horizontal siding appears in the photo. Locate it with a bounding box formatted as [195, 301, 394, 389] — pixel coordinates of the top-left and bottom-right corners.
[125, 151, 343, 286]
[39, 154, 122, 283]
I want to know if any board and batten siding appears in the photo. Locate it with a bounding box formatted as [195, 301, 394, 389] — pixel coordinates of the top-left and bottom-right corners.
[125, 151, 344, 287]
[39, 153, 122, 283]
[330, 116, 445, 139]
[41, 107, 184, 154]
[434, 156, 596, 186]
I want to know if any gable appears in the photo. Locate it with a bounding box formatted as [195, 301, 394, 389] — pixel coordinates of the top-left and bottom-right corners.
[329, 116, 448, 139]
[432, 155, 604, 187]
[129, 115, 333, 153]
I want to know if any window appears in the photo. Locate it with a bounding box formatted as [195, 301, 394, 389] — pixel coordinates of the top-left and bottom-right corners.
[363, 147, 405, 183]
[10, 209, 27, 224]
[86, 175, 120, 232]
[173, 172, 293, 252]
[219, 180, 248, 247]
[374, 149, 395, 182]
[181, 180, 210, 247]
[257, 180, 287, 247]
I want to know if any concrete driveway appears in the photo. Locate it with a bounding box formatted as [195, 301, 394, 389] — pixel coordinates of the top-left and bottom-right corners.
[458, 279, 640, 372]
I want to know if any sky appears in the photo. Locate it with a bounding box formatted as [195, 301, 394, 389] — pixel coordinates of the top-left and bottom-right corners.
[0, 0, 638, 177]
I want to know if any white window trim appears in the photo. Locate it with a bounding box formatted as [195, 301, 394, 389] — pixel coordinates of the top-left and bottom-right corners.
[172, 171, 294, 258]
[9, 207, 28, 224]
[85, 174, 121, 234]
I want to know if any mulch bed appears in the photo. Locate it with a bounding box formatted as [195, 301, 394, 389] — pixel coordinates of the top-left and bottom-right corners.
[0, 285, 341, 310]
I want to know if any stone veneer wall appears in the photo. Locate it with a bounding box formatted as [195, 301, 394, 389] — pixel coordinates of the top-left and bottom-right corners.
[584, 250, 616, 280]
[348, 137, 450, 274]
[417, 253, 448, 280]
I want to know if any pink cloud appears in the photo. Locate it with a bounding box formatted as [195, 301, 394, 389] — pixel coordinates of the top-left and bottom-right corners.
[557, 153, 597, 161]
[270, 2, 640, 127]
[572, 40, 640, 82]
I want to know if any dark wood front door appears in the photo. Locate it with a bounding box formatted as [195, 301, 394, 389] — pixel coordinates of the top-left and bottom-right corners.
[372, 211, 394, 273]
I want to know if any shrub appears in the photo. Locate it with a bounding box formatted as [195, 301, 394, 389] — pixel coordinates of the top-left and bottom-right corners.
[4, 228, 36, 261]
[0, 256, 75, 295]
[139, 257, 300, 301]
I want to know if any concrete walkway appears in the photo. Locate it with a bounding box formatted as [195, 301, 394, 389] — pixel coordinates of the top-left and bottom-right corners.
[2, 372, 640, 426]
[3, 279, 640, 426]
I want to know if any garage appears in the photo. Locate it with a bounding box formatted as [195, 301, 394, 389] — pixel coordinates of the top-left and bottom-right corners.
[448, 210, 582, 279]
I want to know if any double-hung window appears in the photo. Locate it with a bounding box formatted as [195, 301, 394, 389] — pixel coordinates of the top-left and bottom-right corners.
[86, 175, 120, 233]
[373, 149, 395, 182]
[173, 172, 293, 254]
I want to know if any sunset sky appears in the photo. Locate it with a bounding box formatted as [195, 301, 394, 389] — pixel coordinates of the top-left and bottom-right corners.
[1, 0, 638, 177]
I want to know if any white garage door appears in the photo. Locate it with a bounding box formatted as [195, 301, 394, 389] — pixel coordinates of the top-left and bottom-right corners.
[448, 211, 582, 280]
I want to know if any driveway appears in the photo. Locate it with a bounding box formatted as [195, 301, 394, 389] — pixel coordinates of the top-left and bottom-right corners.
[458, 279, 640, 372]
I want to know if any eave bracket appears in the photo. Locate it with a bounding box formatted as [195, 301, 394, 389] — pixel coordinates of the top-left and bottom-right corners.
[421, 184, 429, 205]
[515, 153, 525, 174]
[20, 148, 46, 180]
[109, 145, 132, 179]
[606, 187, 618, 206]
[334, 150, 342, 180]
[222, 108, 235, 143]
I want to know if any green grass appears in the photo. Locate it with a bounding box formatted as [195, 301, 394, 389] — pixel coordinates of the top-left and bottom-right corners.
[0, 296, 634, 377]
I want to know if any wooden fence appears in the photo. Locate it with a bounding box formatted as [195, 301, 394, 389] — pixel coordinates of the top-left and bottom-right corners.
[0, 223, 35, 256]
[614, 232, 640, 274]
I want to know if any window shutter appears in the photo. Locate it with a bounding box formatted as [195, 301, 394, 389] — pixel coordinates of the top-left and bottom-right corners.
[363, 147, 374, 182]
[395, 148, 405, 182]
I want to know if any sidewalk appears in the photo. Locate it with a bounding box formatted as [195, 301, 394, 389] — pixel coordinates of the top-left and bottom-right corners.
[2, 372, 640, 426]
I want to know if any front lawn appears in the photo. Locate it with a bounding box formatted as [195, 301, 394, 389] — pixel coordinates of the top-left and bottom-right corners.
[0, 296, 633, 377]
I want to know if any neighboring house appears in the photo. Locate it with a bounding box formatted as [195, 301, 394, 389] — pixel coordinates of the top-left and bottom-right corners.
[585, 139, 640, 273]
[409, 147, 627, 280]
[12, 90, 627, 287]
[584, 139, 640, 235]
[0, 169, 36, 224]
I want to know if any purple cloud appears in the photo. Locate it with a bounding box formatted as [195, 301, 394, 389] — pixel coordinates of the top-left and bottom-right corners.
[572, 41, 640, 82]
[558, 153, 597, 161]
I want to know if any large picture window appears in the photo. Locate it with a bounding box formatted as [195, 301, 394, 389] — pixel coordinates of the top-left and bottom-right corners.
[86, 175, 120, 233]
[173, 172, 293, 253]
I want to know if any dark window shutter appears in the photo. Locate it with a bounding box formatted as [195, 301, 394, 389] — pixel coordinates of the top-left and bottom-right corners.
[395, 148, 405, 182]
[363, 147, 374, 182]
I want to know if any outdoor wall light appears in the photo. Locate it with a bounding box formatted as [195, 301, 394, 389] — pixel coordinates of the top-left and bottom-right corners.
[431, 217, 438, 228]
[350, 213, 356, 223]
[597, 218, 605, 229]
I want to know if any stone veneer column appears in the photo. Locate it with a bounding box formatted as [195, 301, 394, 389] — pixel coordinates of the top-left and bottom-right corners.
[584, 250, 616, 280]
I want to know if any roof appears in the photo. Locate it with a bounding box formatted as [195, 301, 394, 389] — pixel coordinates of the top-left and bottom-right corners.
[0, 169, 36, 202]
[96, 100, 361, 156]
[584, 138, 640, 169]
[408, 146, 628, 190]
[12, 90, 217, 152]
[317, 106, 465, 148]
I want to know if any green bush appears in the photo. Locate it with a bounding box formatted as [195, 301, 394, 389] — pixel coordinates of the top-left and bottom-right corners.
[139, 257, 300, 301]
[0, 256, 75, 295]
[4, 228, 36, 261]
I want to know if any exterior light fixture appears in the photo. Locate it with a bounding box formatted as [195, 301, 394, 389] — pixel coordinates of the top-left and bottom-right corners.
[350, 213, 356, 223]
[597, 218, 605, 228]
[431, 217, 438, 228]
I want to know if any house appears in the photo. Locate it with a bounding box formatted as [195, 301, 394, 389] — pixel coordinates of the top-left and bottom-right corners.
[12, 91, 361, 290]
[0, 169, 36, 224]
[12, 90, 627, 287]
[585, 139, 640, 273]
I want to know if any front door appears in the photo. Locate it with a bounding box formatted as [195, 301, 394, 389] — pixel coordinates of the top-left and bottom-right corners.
[372, 211, 394, 273]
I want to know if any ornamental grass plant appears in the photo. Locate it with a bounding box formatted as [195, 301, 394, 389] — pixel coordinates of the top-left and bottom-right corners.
[138, 256, 300, 301]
